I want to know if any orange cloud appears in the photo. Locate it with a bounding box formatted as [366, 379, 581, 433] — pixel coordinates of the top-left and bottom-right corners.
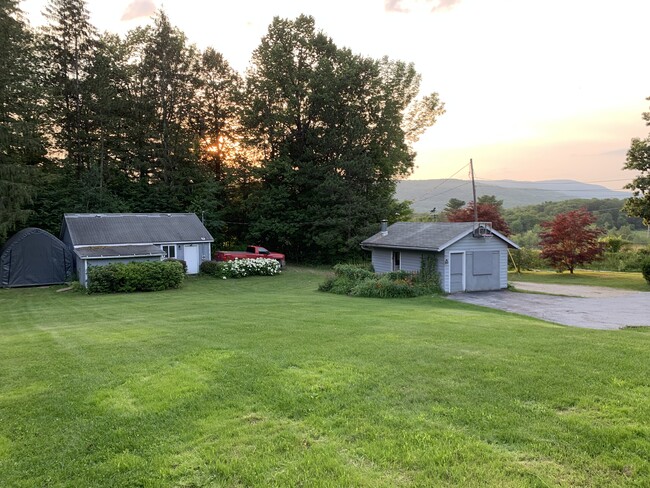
[385, 0, 461, 13]
[121, 0, 156, 21]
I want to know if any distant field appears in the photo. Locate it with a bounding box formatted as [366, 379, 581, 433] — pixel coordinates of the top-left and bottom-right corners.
[1, 268, 649, 486]
[509, 269, 649, 292]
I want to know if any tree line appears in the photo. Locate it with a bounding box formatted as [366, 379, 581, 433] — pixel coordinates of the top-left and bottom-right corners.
[0, 0, 444, 262]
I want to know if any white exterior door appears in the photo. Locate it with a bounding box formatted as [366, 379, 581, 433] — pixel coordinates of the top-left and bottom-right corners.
[183, 244, 200, 274]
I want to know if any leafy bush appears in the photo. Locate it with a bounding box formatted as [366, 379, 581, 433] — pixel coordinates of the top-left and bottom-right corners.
[320, 258, 442, 299]
[418, 255, 442, 293]
[332, 264, 375, 281]
[205, 258, 281, 279]
[350, 275, 417, 298]
[87, 260, 184, 293]
[642, 258, 650, 285]
[200, 260, 222, 276]
[318, 275, 357, 295]
[509, 248, 546, 272]
[164, 258, 187, 273]
[584, 248, 650, 272]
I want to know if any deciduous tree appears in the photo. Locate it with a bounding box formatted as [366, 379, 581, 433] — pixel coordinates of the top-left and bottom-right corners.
[444, 198, 465, 212]
[539, 208, 605, 273]
[242, 15, 443, 261]
[623, 96, 650, 226]
[446, 202, 511, 235]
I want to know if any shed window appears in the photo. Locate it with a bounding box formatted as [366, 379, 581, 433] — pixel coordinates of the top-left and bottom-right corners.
[161, 245, 176, 258]
[392, 251, 401, 271]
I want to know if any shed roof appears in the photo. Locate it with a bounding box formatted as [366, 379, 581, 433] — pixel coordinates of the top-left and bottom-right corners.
[361, 222, 519, 251]
[74, 245, 166, 259]
[63, 213, 213, 247]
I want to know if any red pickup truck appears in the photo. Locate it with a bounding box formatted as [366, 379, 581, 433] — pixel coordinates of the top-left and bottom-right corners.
[214, 246, 286, 267]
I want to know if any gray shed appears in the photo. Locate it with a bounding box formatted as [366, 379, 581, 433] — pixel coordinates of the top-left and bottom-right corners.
[361, 221, 519, 293]
[61, 213, 214, 286]
[0, 228, 73, 288]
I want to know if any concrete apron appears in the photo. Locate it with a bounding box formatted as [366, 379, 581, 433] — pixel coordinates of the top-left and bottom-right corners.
[447, 282, 650, 330]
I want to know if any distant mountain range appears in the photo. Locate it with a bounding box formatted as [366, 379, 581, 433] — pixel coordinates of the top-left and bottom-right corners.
[396, 179, 630, 213]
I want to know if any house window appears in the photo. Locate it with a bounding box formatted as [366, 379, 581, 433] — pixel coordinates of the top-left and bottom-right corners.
[392, 251, 401, 271]
[161, 245, 176, 258]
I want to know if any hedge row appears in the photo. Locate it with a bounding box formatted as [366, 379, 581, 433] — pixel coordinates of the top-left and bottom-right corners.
[87, 260, 185, 293]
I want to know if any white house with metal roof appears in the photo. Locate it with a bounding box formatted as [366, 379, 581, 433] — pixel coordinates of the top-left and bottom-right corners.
[61, 213, 214, 286]
[361, 221, 519, 293]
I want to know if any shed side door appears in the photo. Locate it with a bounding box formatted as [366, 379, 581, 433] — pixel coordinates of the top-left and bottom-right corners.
[449, 252, 465, 293]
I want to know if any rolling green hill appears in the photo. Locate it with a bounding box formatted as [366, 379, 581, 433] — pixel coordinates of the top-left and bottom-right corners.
[397, 178, 629, 213]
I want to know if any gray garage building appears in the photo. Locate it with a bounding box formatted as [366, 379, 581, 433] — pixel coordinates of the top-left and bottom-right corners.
[61, 213, 214, 286]
[361, 221, 519, 293]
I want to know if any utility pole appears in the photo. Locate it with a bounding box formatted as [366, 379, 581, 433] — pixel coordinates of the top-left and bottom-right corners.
[470, 158, 478, 224]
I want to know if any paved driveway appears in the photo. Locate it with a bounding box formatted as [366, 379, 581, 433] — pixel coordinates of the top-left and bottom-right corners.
[447, 282, 650, 330]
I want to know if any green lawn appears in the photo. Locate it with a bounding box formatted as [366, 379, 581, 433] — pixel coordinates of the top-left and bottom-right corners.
[1, 267, 649, 487]
[509, 269, 650, 292]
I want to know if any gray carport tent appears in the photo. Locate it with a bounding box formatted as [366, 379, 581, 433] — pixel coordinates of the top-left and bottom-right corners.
[0, 228, 73, 288]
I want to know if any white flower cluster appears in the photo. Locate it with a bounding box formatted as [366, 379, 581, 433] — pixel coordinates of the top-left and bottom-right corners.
[221, 258, 281, 278]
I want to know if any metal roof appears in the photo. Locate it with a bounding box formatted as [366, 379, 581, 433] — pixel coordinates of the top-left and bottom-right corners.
[63, 213, 214, 247]
[74, 245, 166, 259]
[361, 222, 519, 251]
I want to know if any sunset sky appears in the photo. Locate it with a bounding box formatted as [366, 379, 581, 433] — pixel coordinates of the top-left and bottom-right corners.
[20, 0, 650, 190]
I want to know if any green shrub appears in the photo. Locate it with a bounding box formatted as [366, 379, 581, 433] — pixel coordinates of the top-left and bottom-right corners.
[585, 248, 650, 272]
[317, 275, 336, 292]
[200, 260, 222, 276]
[164, 258, 187, 273]
[350, 276, 417, 298]
[642, 259, 650, 285]
[416, 255, 443, 294]
[509, 248, 546, 272]
[329, 276, 359, 295]
[87, 260, 184, 293]
[332, 264, 375, 281]
[320, 259, 442, 299]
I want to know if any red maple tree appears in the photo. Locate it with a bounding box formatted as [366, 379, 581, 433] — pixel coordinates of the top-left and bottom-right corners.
[539, 208, 605, 273]
[446, 202, 511, 236]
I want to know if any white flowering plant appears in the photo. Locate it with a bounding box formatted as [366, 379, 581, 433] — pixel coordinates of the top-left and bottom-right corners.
[218, 258, 282, 279]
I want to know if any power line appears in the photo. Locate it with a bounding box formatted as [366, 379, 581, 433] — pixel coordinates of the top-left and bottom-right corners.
[409, 163, 470, 203]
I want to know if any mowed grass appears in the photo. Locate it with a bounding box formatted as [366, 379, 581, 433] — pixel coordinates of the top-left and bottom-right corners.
[509, 269, 650, 292]
[1, 267, 649, 487]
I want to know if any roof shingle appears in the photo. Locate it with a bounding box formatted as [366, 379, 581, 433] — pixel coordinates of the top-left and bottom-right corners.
[361, 222, 518, 251]
[64, 213, 213, 246]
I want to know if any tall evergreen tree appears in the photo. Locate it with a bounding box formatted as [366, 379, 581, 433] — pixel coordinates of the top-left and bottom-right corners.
[125, 12, 209, 212]
[41, 0, 96, 177]
[0, 0, 45, 241]
[186, 47, 244, 243]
